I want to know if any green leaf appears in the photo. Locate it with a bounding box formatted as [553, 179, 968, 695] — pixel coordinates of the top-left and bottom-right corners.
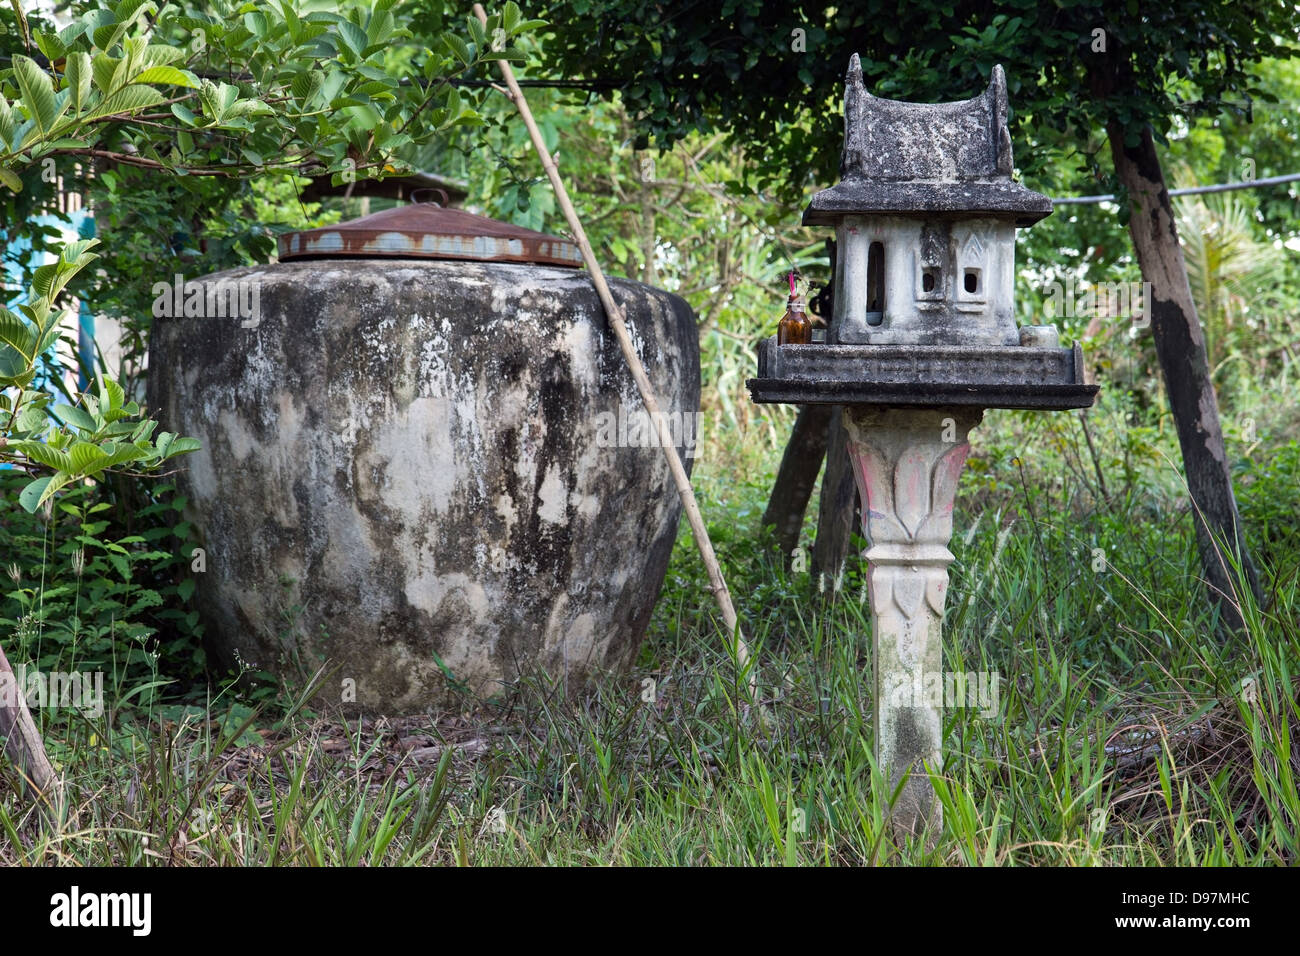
[91, 54, 119, 95]
[477, 50, 526, 63]
[223, 98, 273, 119]
[291, 71, 323, 105]
[0, 306, 35, 361]
[131, 66, 199, 89]
[0, 97, 18, 151]
[98, 376, 126, 414]
[338, 20, 369, 59]
[31, 264, 59, 301]
[19, 476, 54, 513]
[31, 239, 99, 302]
[117, 678, 174, 706]
[60, 237, 99, 264]
[34, 30, 68, 64]
[367, 9, 395, 46]
[157, 436, 201, 460]
[198, 79, 237, 123]
[466, 14, 487, 48]
[502, 2, 522, 34]
[281, 0, 302, 41]
[443, 32, 471, 64]
[108, 551, 130, 581]
[318, 68, 347, 105]
[64, 51, 93, 115]
[92, 17, 134, 54]
[11, 440, 72, 471]
[243, 11, 268, 38]
[298, 22, 329, 45]
[0, 167, 21, 193]
[82, 439, 146, 474]
[68, 441, 108, 475]
[15, 403, 48, 433]
[83, 83, 163, 122]
[141, 43, 186, 68]
[0, 361, 35, 389]
[355, 64, 391, 84]
[172, 16, 222, 39]
[58, 20, 90, 48]
[12, 55, 61, 137]
[55, 403, 100, 433]
[28, 303, 71, 358]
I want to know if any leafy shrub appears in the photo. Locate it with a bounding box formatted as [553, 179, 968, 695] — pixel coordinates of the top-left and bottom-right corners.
[0, 471, 205, 711]
[1235, 439, 1300, 573]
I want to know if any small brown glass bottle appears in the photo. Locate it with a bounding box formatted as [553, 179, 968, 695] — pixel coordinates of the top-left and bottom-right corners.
[777, 294, 811, 345]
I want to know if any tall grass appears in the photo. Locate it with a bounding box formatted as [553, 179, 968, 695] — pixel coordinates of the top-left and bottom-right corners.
[3, 330, 1298, 866]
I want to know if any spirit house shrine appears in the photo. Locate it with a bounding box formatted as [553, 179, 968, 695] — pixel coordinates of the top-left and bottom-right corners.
[808, 57, 1050, 348]
[749, 56, 1096, 836]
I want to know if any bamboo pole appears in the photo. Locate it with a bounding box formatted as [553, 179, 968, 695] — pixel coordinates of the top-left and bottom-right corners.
[471, 4, 752, 683]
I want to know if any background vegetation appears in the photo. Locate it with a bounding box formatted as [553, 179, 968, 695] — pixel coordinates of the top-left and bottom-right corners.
[0, 1, 1297, 864]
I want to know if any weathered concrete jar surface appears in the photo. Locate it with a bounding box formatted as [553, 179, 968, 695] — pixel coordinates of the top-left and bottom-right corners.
[148, 204, 700, 712]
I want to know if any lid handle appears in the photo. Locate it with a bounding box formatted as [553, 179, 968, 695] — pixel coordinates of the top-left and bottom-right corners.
[409, 187, 450, 207]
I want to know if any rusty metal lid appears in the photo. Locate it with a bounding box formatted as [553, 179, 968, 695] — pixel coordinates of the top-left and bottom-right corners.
[276, 198, 583, 267]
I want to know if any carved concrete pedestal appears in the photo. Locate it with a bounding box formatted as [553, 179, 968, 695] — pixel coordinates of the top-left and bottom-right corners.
[843, 407, 981, 837]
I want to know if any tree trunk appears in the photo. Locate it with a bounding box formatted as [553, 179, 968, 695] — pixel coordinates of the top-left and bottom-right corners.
[1105, 123, 1263, 627]
[762, 404, 832, 562]
[635, 150, 658, 286]
[0, 640, 61, 821]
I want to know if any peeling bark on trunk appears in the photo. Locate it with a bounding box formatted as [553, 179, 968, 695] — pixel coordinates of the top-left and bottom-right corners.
[762, 404, 832, 562]
[1105, 123, 1262, 628]
[0, 640, 60, 820]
